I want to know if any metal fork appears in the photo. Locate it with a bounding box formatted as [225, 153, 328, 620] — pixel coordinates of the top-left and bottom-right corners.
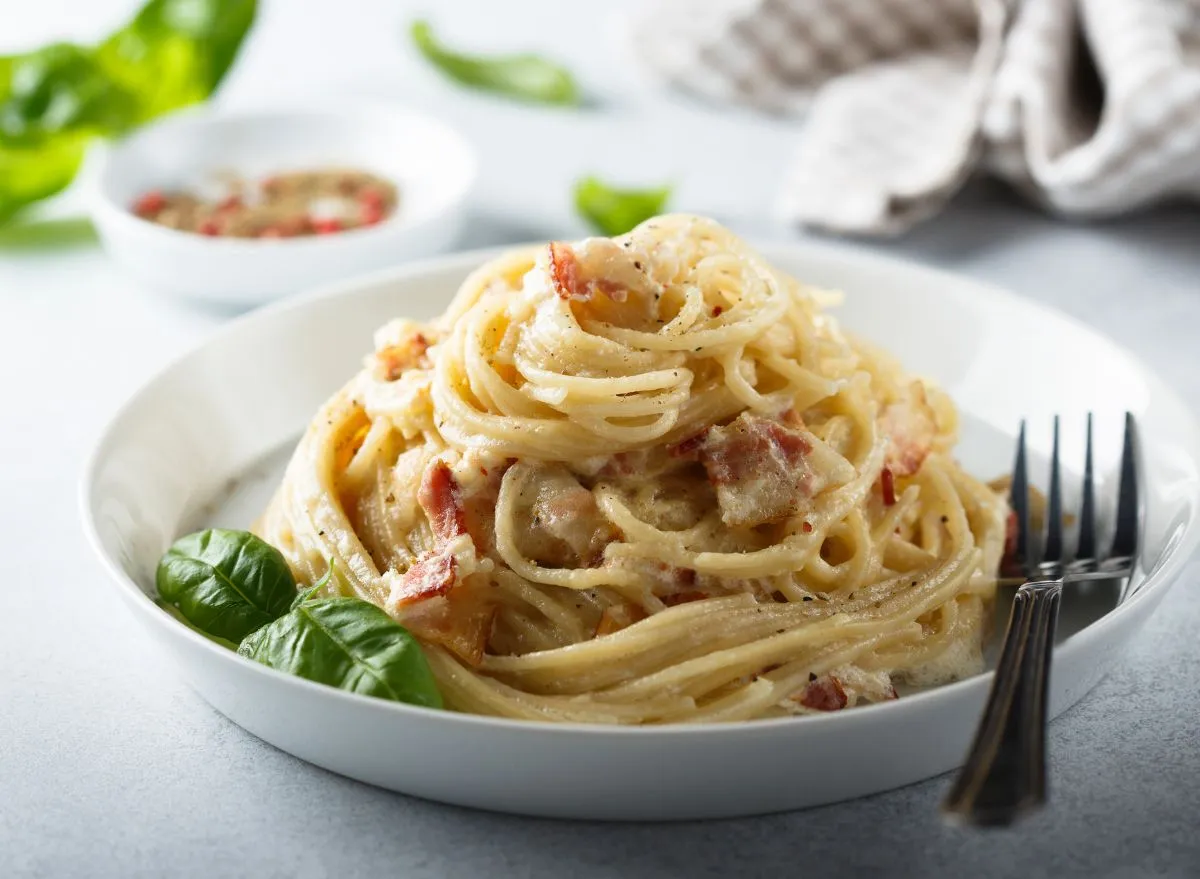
[941, 412, 1141, 827]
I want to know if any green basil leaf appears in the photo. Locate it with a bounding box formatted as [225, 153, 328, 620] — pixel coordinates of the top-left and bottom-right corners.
[0, 133, 91, 225]
[157, 600, 240, 651]
[0, 44, 138, 146]
[574, 176, 671, 236]
[238, 598, 443, 709]
[157, 528, 296, 643]
[0, 0, 257, 224]
[96, 0, 259, 123]
[0, 44, 137, 222]
[410, 20, 579, 106]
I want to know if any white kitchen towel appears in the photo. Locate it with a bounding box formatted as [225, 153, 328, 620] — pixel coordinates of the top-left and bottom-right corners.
[629, 0, 1200, 234]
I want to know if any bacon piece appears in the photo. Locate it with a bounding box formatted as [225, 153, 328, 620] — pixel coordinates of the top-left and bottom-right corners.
[457, 460, 509, 555]
[627, 563, 703, 606]
[668, 430, 708, 459]
[658, 565, 704, 606]
[400, 589, 496, 667]
[797, 674, 848, 711]
[880, 382, 937, 476]
[548, 241, 583, 300]
[525, 464, 617, 567]
[668, 565, 696, 587]
[698, 413, 823, 527]
[703, 415, 811, 484]
[391, 550, 457, 605]
[880, 466, 897, 506]
[418, 460, 466, 542]
[547, 238, 666, 305]
[376, 328, 430, 380]
[549, 241, 627, 302]
[387, 515, 493, 665]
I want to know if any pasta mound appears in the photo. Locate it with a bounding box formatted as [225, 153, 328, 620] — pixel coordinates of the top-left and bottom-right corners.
[257, 215, 1007, 723]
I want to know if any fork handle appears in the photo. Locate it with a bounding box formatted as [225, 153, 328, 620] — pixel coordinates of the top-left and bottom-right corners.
[941, 579, 1062, 826]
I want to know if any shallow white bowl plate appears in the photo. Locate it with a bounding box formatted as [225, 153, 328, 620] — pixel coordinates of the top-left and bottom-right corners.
[82, 244, 1200, 820]
[90, 105, 476, 305]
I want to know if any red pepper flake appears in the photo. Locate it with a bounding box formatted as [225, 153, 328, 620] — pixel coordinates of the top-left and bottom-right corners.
[361, 202, 385, 226]
[198, 219, 221, 236]
[359, 187, 385, 209]
[712, 305, 723, 317]
[801, 521, 813, 533]
[880, 466, 897, 506]
[798, 675, 848, 711]
[312, 218, 342, 235]
[132, 190, 166, 218]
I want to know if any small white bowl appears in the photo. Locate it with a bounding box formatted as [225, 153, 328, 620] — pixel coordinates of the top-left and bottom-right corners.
[90, 104, 476, 306]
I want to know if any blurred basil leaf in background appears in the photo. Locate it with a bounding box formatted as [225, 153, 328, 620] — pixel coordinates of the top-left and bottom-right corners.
[574, 176, 672, 236]
[0, 0, 257, 224]
[410, 19, 579, 106]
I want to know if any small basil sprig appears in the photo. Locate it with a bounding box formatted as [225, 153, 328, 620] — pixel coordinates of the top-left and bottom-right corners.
[156, 528, 296, 643]
[156, 530, 443, 708]
[574, 176, 671, 236]
[410, 20, 579, 106]
[239, 596, 443, 709]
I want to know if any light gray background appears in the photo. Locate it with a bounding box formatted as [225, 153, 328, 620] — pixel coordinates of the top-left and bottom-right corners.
[2, 2, 1198, 877]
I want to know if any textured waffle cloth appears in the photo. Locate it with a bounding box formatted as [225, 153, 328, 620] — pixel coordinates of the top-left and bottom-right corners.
[629, 0, 1200, 234]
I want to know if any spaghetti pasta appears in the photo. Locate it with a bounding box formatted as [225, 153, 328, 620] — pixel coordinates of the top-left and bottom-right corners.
[256, 215, 1007, 723]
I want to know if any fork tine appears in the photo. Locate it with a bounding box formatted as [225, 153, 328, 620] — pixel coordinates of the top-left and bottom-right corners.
[1076, 413, 1097, 562]
[1044, 416, 1064, 565]
[1109, 412, 1140, 562]
[1011, 420, 1033, 574]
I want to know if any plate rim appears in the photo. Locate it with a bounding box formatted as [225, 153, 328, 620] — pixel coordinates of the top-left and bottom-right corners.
[79, 238, 1200, 736]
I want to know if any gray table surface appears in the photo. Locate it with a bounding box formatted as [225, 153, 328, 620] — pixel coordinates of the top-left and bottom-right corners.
[3, 2, 1200, 877]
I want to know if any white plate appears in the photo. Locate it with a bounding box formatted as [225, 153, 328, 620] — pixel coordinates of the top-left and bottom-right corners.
[81, 243, 1200, 820]
[89, 103, 476, 305]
